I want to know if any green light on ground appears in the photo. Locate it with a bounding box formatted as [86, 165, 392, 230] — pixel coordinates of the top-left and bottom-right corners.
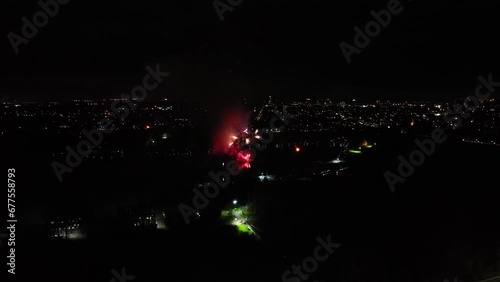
[237, 224, 252, 234]
[349, 149, 362, 154]
[221, 205, 256, 236]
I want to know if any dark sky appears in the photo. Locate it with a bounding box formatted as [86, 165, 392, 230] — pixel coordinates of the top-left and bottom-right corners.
[0, 0, 499, 101]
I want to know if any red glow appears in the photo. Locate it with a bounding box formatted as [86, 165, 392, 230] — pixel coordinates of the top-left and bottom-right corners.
[212, 109, 249, 155]
[236, 152, 251, 162]
[295, 147, 301, 152]
[239, 162, 251, 169]
[235, 151, 252, 169]
[212, 108, 256, 170]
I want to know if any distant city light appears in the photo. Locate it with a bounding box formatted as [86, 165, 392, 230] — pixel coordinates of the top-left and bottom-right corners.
[295, 147, 301, 152]
[361, 140, 373, 148]
[330, 158, 344, 164]
[258, 174, 276, 182]
[233, 200, 238, 205]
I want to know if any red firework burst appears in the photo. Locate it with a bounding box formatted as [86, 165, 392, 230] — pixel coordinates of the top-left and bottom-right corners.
[212, 109, 259, 170]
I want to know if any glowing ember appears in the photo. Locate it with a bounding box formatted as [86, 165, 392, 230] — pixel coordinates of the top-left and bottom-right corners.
[236, 152, 250, 161]
[239, 162, 251, 169]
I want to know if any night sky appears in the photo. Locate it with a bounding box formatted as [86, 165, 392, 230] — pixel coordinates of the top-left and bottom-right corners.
[1, 0, 499, 101]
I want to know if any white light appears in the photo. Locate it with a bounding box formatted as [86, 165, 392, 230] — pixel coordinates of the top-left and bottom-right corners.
[233, 200, 238, 205]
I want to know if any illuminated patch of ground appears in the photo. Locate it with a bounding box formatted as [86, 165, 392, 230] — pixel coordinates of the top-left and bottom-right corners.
[237, 224, 252, 234]
[221, 205, 256, 236]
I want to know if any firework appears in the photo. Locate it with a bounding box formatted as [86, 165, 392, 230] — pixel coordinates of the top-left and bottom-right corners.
[225, 128, 261, 169]
[212, 109, 258, 169]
